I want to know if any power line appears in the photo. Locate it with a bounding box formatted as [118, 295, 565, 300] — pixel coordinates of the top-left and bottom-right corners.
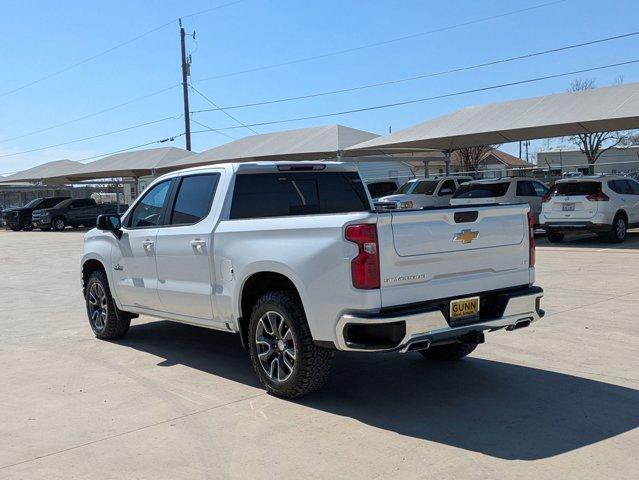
[191, 31, 639, 114]
[0, 115, 182, 159]
[0, 0, 247, 99]
[0, 84, 180, 143]
[190, 85, 259, 134]
[190, 118, 237, 140]
[190, 59, 639, 133]
[194, 0, 568, 83]
[73, 134, 185, 163]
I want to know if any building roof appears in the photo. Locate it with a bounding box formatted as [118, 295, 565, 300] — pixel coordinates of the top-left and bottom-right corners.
[159, 124, 379, 171]
[346, 82, 639, 152]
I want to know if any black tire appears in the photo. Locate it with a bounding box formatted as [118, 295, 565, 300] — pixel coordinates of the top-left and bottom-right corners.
[9, 225, 22, 232]
[248, 291, 333, 398]
[547, 231, 564, 243]
[85, 270, 131, 340]
[419, 341, 478, 361]
[608, 214, 627, 243]
[52, 217, 66, 231]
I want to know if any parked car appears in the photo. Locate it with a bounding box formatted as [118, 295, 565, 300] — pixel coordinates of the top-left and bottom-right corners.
[365, 179, 399, 200]
[2, 196, 71, 231]
[375, 176, 472, 210]
[540, 175, 639, 243]
[82, 162, 543, 398]
[0, 205, 18, 226]
[32, 198, 128, 231]
[450, 177, 548, 225]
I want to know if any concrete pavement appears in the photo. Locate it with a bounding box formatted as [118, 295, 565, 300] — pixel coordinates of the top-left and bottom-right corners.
[0, 229, 638, 479]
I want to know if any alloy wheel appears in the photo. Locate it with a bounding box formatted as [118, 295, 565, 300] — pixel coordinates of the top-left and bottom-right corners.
[54, 219, 65, 230]
[255, 311, 297, 382]
[88, 282, 108, 331]
[616, 217, 626, 239]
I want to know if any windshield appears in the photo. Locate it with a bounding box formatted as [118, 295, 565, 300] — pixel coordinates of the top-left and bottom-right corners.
[453, 182, 510, 199]
[396, 180, 438, 195]
[24, 198, 42, 208]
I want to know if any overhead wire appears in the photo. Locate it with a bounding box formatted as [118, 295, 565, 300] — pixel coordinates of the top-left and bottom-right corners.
[194, 0, 568, 82]
[190, 59, 639, 134]
[0, 0, 248, 99]
[190, 31, 639, 113]
[189, 85, 259, 134]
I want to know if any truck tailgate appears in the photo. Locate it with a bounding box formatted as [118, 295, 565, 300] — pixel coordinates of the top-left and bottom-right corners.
[377, 204, 532, 307]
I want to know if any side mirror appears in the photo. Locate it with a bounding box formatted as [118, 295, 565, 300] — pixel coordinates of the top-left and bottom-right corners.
[439, 188, 453, 196]
[97, 214, 122, 238]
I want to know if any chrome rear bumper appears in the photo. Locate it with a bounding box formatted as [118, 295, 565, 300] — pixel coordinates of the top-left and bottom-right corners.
[335, 286, 544, 352]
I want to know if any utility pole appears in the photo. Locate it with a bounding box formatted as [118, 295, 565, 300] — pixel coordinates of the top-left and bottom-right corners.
[179, 19, 193, 151]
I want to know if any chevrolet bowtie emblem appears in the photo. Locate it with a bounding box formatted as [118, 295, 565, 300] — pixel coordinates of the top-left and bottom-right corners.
[454, 229, 479, 244]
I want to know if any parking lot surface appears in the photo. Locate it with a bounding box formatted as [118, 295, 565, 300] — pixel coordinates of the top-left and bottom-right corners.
[1, 229, 638, 479]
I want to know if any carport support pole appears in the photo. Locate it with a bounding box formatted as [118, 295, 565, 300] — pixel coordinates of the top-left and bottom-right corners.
[443, 150, 451, 176]
[422, 160, 430, 178]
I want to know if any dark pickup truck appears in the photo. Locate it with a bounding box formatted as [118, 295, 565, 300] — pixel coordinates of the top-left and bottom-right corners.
[32, 198, 128, 231]
[2, 196, 71, 231]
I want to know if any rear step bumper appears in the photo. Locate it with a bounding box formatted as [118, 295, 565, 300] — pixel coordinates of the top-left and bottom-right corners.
[542, 221, 611, 233]
[335, 286, 544, 352]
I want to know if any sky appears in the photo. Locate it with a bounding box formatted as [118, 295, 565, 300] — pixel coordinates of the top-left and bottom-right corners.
[1, 0, 638, 176]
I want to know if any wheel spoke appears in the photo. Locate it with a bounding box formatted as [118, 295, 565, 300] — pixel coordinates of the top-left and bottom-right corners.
[256, 310, 297, 383]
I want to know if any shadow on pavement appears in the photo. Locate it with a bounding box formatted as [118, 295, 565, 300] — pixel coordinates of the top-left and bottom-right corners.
[536, 229, 639, 250]
[120, 320, 639, 461]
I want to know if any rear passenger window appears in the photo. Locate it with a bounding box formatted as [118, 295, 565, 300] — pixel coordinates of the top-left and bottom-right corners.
[532, 182, 548, 196]
[170, 174, 220, 225]
[516, 181, 536, 196]
[453, 182, 510, 199]
[230, 172, 369, 219]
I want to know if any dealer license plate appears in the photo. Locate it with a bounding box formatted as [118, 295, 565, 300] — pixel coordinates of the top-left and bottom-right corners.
[562, 203, 575, 211]
[450, 296, 480, 320]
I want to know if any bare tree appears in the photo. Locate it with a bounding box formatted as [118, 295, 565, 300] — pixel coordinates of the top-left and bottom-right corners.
[455, 145, 500, 174]
[567, 79, 625, 172]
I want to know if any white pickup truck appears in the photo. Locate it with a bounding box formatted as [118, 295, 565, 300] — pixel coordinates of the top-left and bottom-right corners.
[82, 162, 544, 397]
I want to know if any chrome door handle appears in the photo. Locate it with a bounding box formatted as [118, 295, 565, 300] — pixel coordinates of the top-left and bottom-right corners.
[190, 239, 206, 251]
[142, 240, 154, 249]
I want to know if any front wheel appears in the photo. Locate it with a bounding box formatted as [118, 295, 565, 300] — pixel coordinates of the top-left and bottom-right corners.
[248, 291, 333, 398]
[419, 341, 478, 361]
[85, 270, 131, 340]
[52, 217, 66, 231]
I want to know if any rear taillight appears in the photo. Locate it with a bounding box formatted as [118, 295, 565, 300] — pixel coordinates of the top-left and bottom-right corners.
[586, 191, 609, 201]
[345, 224, 380, 289]
[528, 212, 535, 268]
[541, 193, 551, 203]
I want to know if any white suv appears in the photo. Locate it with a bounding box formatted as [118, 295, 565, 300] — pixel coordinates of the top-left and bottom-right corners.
[540, 176, 639, 243]
[450, 177, 549, 225]
[375, 176, 472, 210]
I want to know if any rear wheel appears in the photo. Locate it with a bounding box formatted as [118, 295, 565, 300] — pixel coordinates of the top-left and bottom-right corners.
[85, 270, 131, 340]
[547, 231, 564, 243]
[608, 214, 627, 243]
[248, 291, 333, 398]
[52, 217, 66, 231]
[419, 341, 478, 361]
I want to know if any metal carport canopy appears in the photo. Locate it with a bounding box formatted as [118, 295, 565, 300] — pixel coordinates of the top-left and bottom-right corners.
[0, 159, 83, 184]
[345, 82, 639, 153]
[61, 147, 195, 181]
[158, 124, 379, 172]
